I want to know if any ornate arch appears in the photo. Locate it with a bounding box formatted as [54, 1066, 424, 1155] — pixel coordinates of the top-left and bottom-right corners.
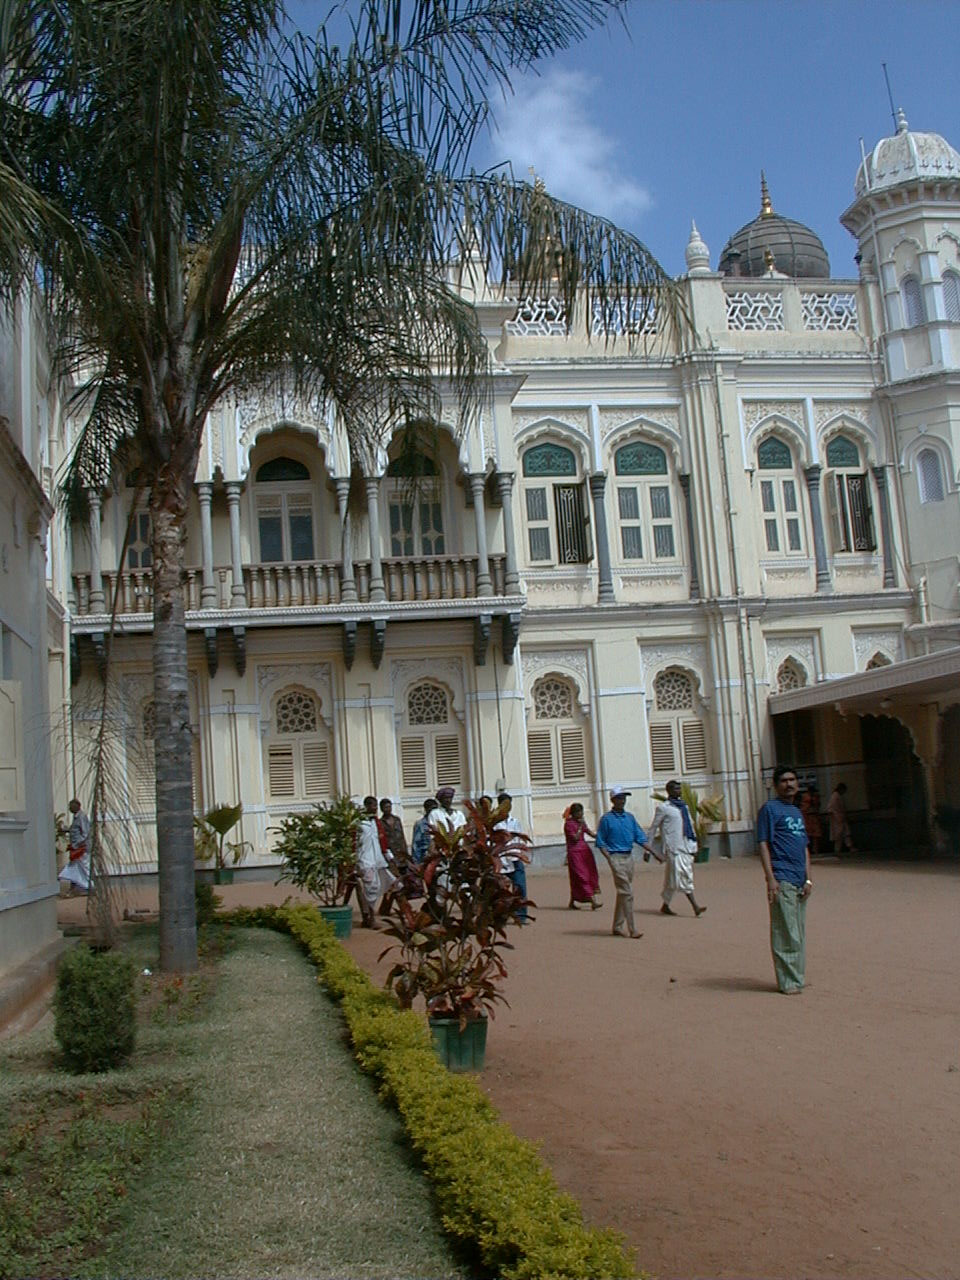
[401, 677, 457, 730]
[748, 416, 810, 469]
[256, 663, 334, 735]
[818, 413, 880, 467]
[899, 433, 957, 489]
[514, 416, 591, 474]
[776, 656, 808, 692]
[522, 657, 590, 719]
[644, 662, 708, 715]
[240, 418, 334, 483]
[603, 415, 684, 472]
[391, 657, 465, 726]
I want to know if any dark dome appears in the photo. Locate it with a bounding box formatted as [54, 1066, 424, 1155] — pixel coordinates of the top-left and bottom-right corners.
[719, 175, 830, 279]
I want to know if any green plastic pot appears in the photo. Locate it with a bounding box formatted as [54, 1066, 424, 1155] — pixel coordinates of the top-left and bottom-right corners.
[429, 1015, 488, 1072]
[213, 867, 234, 885]
[695, 846, 710, 864]
[318, 904, 353, 938]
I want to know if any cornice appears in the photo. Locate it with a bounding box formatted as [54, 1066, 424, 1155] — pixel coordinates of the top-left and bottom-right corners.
[0, 417, 54, 524]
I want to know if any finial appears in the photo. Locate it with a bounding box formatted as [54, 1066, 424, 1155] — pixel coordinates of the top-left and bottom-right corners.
[685, 219, 710, 273]
[763, 247, 776, 273]
[760, 171, 774, 217]
[528, 165, 546, 195]
[895, 106, 909, 134]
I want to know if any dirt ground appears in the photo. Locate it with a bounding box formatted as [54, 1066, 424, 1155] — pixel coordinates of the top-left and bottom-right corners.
[58, 855, 960, 1280]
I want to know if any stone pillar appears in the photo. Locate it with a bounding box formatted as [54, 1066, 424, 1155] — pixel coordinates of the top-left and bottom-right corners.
[872, 465, 897, 588]
[494, 471, 520, 593]
[87, 488, 105, 611]
[365, 476, 386, 603]
[468, 473, 493, 597]
[678, 473, 701, 599]
[588, 473, 614, 603]
[225, 482, 247, 606]
[803, 465, 832, 593]
[334, 477, 358, 603]
[197, 482, 217, 607]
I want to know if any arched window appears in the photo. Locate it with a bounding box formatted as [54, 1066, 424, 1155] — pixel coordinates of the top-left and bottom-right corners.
[266, 687, 332, 801]
[825, 436, 876, 553]
[943, 270, 960, 323]
[866, 652, 892, 670]
[649, 669, 708, 777]
[398, 681, 463, 793]
[254, 455, 315, 563]
[756, 435, 805, 555]
[917, 448, 946, 504]
[613, 441, 678, 562]
[384, 453, 444, 556]
[776, 658, 807, 692]
[526, 676, 590, 785]
[521, 442, 589, 565]
[901, 275, 925, 327]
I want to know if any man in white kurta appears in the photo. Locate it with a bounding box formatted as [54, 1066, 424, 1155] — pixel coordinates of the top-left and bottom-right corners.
[648, 780, 706, 917]
[355, 795, 393, 927]
[427, 786, 466, 838]
[58, 798, 91, 894]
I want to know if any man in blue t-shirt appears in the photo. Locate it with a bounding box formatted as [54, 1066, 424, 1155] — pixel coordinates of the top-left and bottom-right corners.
[595, 786, 649, 938]
[757, 764, 813, 993]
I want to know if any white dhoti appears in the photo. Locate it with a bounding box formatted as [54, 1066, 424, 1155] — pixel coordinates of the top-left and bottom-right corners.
[648, 801, 699, 905]
[59, 851, 91, 893]
[662, 849, 695, 902]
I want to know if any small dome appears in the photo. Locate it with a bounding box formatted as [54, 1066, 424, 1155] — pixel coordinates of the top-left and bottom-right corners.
[855, 109, 960, 198]
[719, 173, 830, 279]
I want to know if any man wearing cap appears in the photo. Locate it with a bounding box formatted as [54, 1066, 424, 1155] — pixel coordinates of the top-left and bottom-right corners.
[428, 785, 466, 837]
[595, 786, 650, 938]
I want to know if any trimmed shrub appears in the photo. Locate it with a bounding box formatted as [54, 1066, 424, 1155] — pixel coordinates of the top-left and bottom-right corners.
[54, 946, 136, 1073]
[194, 880, 222, 926]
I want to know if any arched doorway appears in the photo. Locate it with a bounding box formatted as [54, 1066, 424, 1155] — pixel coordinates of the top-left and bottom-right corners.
[860, 714, 928, 853]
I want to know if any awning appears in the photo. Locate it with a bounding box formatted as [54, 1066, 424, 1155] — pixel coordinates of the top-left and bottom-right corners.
[768, 646, 960, 716]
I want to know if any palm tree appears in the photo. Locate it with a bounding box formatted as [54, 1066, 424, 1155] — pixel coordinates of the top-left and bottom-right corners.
[0, 0, 674, 972]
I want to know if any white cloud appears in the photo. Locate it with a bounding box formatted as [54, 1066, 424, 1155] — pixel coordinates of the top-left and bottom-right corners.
[488, 68, 652, 225]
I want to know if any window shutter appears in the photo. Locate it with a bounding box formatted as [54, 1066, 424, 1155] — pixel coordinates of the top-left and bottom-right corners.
[400, 736, 428, 790]
[434, 735, 463, 787]
[680, 719, 708, 773]
[192, 742, 202, 813]
[135, 743, 156, 813]
[527, 728, 556, 784]
[649, 722, 676, 774]
[825, 474, 847, 552]
[302, 741, 331, 797]
[559, 726, 587, 781]
[0, 681, 25, 811]
[268, 745, 296, 798]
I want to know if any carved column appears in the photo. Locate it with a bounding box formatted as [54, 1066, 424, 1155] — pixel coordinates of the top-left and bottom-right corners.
[197, 482, 217, 607]
[365, 476, 386, 603]
[225, 482, 247, 606]
[87, 488, 105, 611]
[469, 473, 493, 597]
[803, 465, 833, 593]
[678, 473, 701, 599]
[588, 473, 615, 603]
[335, 477, 357, 603]
[494, 471, 520, 593]
[872, 465, 897, 588]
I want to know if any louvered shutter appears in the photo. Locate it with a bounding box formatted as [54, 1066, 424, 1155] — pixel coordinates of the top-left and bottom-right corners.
[268, 745, 296, 798]
[680, 719, 708, 773]
[434, 735, 462, 787]
[527, 728, 556, 784]
[649, 722, 676, 774]
[400, 737, 428, 790]
[559, 726, 587, 781]
[302, 741, 331, 797]
[135, 742, 156, 812]
[0, 681, 24, 811]
[825, 474, 848, 552]
[192, 742, 203, 813]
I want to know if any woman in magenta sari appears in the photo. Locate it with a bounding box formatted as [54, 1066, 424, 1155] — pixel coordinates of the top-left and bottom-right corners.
[564, 803, 602, 909]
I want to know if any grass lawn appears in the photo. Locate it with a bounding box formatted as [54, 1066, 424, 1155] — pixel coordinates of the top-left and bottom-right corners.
[0, 922, 469, 1279]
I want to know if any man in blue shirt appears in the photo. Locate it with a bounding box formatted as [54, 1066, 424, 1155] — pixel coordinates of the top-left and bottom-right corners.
[595, 786, 649, 938]
[757, 764, 813, 993]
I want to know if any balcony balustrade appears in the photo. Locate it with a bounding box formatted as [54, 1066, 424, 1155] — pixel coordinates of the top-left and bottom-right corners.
[71, 553, 510, 617]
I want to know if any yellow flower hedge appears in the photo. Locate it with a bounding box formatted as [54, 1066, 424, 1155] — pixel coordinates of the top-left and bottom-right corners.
[226, 902, 638, 1280]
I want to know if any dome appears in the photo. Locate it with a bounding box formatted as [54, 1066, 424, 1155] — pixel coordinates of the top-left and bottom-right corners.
[855, 109, 960, 198]
[719, 174, 830, 279]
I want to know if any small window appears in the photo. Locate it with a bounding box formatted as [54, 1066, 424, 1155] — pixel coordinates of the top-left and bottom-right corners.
[521, 442, 589, 566]
[776, 659, 807, 692]
[825, 437, 876, 553]
[901, 275, 925, 328]
[266, 688, 331, 801]
[527, 676, 589, 785]
[649, 668, 708, 778]
[917, 448, 945, 504]
[943, 270, 960, 323]
[127, 511, 152, 570]
[399, 681, 464, 793]
[614, 442, 677, 562]
[756, 436, 804, 556]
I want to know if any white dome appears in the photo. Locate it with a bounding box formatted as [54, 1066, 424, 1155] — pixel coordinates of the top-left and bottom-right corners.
[855, 110, 960, 198]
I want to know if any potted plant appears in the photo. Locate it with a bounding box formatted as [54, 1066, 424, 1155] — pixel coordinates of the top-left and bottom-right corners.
[651, 784, 725, 862]
[194, 802, 252, 884]
[273, 796, 363, 937]
[379, 799, 531, 1072]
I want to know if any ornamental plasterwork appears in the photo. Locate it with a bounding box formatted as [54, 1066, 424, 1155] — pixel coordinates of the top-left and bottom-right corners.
[853, 629, 902, 670]
[505, 296, 568, 336]
[590, 296, 659, 337]
[764, 635, 817, 687]
[800, 292, 859, 331]
[237, 392, 330, 457]
[813, 402, 871, 432]
[599, 407, 681, 440]
[209, 407, 225, 472]
[391, 657, 465, 726]
[616, 571, 686, 590]
[257, 663, 334, 731]
[513, 409, 590, 436]
[741, 401, 804, 433]
[638, 643, 708, 701]
[725, 290, 784, 331]
[522, 648, 589, 712]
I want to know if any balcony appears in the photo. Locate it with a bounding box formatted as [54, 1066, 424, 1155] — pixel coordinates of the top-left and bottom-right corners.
[71, 553, 513, 618]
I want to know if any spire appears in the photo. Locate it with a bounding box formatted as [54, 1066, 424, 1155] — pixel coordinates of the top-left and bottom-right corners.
[760, 171, 774, 217]
[895, 106, 909, 134]
[685, 219, 710, 273]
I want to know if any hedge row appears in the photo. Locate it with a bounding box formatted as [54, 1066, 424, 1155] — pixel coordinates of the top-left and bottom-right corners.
[225, 902, 637, 1280]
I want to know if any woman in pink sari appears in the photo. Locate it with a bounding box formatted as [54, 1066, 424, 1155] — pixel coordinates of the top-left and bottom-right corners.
[564, 803, 602, 909]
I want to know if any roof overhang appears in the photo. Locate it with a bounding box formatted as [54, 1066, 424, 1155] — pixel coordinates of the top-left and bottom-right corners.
[768, 646, 960, 716]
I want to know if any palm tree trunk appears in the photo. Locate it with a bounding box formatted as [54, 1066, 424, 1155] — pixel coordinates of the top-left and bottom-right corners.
[151, 478, 198, 973]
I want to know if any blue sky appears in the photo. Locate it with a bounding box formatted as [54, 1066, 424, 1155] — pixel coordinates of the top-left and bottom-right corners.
[296, 0, 959, 278]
